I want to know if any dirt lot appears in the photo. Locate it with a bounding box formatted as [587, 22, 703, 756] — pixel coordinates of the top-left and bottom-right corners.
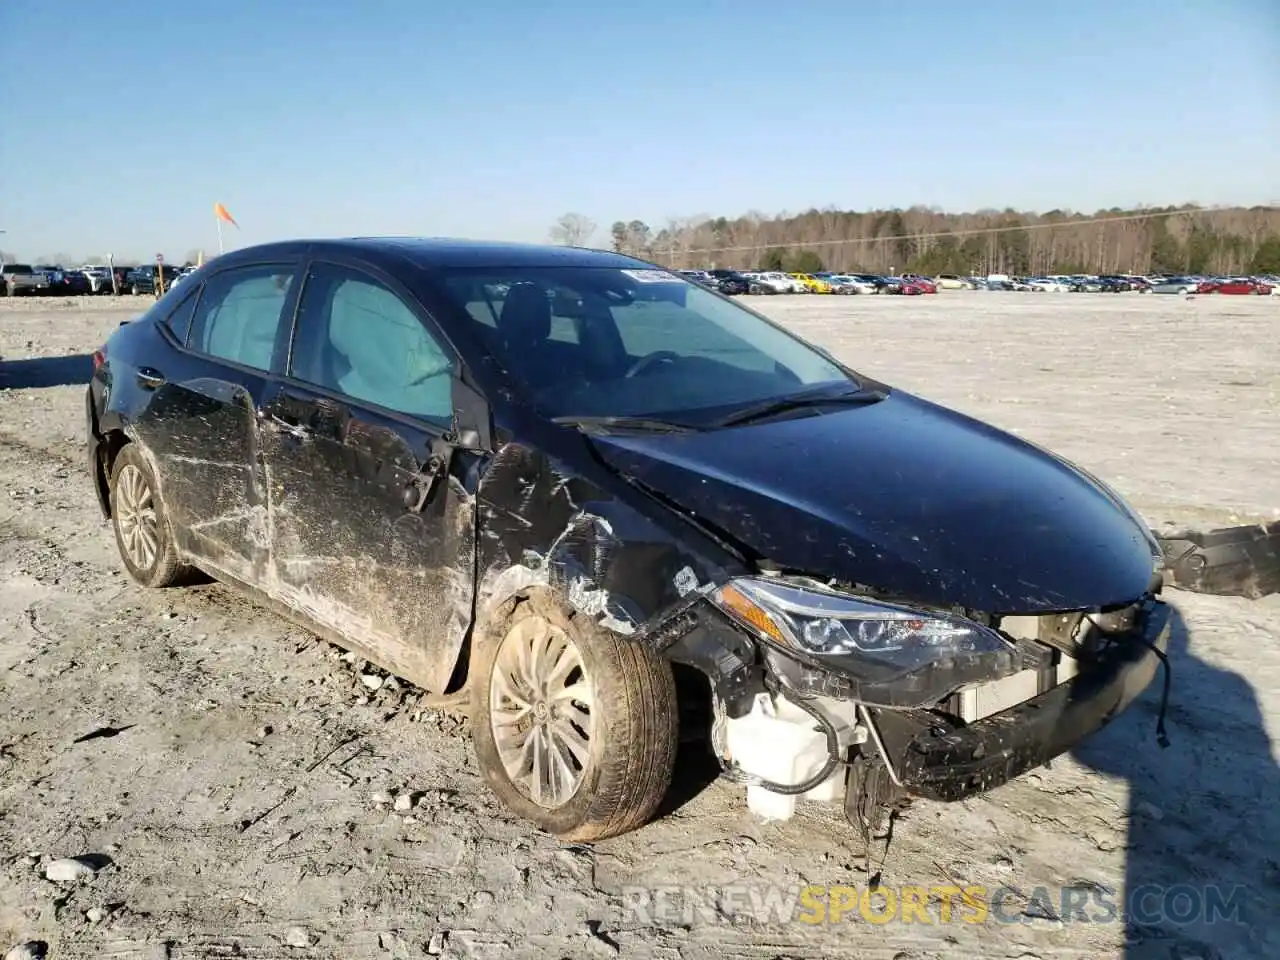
[1, 291, 1277, 960]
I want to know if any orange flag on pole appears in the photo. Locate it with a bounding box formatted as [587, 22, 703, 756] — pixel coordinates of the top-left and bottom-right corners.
[212, 200, 238, 253]
[213, 202, 239, 228]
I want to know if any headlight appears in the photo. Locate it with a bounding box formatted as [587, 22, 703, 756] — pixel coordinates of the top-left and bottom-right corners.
[711, 577, 1020, 708]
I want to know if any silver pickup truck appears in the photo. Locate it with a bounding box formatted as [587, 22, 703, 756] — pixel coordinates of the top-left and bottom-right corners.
[1, 263, 50, 296]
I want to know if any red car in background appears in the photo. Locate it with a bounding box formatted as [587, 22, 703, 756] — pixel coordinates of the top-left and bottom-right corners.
[1206, 278, 1273, 295]
[901, 274, 938, 294]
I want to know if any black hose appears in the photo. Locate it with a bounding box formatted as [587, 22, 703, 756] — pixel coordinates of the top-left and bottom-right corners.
[1134, 635, 1173, 748]
[715, 690, 844, 796]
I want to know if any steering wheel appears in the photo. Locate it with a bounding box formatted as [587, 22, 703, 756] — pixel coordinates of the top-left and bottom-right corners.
[624, 350, 681, 379]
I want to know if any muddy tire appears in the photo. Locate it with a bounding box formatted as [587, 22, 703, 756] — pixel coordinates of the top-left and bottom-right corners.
[109, 444, 190, 588]
[470, 591, 678, 842]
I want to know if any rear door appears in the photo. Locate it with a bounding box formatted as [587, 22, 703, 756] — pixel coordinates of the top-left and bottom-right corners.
[132, 261, 302, 582]
[257, 258, 477, 693]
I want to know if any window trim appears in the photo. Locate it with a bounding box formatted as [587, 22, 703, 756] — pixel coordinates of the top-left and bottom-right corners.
[176, 260, 304, 377]
[152, 282, 202, 349]
[281, 256, 462, 430]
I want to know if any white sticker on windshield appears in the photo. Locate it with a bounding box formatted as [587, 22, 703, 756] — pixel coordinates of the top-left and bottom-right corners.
[621, 268, 681, 284]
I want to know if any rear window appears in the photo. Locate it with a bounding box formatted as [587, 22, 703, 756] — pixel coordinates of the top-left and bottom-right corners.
[3, 264, 34, 274]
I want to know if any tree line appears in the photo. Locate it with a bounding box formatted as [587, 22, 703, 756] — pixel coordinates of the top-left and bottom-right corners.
[549, 205, 1280, 276]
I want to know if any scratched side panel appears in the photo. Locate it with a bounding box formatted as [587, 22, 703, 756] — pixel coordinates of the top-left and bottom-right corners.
[137, 378, 270, 571]
[473, 439, 736, 635]
[101, 319, 269, 575]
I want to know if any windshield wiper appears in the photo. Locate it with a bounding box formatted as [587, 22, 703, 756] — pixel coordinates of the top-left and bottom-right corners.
[709, 386, 889, 429]
[552, 414, 701, 435]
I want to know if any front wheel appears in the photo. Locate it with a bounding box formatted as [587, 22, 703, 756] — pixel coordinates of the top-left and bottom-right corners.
[471, 591, 678, 842]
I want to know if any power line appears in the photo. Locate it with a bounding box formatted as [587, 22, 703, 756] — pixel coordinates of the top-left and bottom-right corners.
[665, 206, 1234, 256]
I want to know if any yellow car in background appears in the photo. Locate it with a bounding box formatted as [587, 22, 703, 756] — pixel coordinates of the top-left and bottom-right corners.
[788, 272, 834, 293]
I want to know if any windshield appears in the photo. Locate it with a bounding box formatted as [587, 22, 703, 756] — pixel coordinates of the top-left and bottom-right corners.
[437, 266, 855, 423]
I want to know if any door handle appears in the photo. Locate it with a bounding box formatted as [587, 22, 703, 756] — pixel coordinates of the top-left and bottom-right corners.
[136, 367, 166, 390]
[267, 413, 313, 441]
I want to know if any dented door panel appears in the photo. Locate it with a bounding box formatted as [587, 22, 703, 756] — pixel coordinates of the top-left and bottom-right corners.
[257, 383, 477, 694]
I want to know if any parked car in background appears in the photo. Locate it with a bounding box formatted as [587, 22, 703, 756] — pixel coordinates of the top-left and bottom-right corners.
[825, 276, 864, 295]
[48, 270, 93, 296]
[1209, 278, 1274, 295]
[789, 272, 833, 294]
[1026, 278, 1071, 293]
[1, 263, 49, 296]
[750, 271, 805, 293]
[834, 275, 879, 295]
[1149, 277, 1200, 294]
[167, 266, 199, 291]
[124, 264, 183, 296]
[901, 274, 938, 294]
[707, 269, 751, 296]
[933, 274, 967, 290]
[677, 270, 716, 289]
[34, 265, 65, 287]
[742, 273, 779, 295]
[81, 265, 118, 295]
[880, 277, 918, 295]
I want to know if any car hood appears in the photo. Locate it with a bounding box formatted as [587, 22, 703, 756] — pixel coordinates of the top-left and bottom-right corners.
[589, 391, 1159, 614]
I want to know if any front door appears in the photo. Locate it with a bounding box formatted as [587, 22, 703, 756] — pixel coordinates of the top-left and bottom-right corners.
[257, 259, 477, 693]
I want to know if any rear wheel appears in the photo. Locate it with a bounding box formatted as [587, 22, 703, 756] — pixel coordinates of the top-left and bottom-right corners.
[471, 592, 678, 842]
[109, 444, 190, 588]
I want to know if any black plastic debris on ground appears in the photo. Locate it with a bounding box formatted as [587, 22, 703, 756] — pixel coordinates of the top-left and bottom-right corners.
[1156, 521, 1280, 599]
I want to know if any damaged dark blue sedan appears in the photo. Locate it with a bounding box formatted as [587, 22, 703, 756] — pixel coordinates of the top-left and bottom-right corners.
[85, 238, 1172, 841]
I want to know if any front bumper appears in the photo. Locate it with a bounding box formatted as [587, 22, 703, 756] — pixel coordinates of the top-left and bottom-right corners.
[885, 600, 1171, 801]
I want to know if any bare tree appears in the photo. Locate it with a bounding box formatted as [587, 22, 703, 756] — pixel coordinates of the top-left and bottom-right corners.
[548, 213, 597, 247]
[37, 252, 78, 267]
[616, 203, 1280, 275]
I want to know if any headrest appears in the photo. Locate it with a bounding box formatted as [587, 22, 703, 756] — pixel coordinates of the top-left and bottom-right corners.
[497, 283, 551, 348]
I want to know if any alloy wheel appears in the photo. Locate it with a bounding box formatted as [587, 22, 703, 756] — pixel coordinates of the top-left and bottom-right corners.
[489, 615, 596, 808]
[115, 463, 159, 571]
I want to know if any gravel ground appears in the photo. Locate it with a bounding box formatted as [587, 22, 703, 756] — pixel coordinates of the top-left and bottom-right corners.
[1, 291, 1277, 960]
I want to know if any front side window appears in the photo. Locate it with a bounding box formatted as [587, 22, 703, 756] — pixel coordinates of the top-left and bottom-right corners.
[289, 264, 454, 421]
[188, 264, 295, 372]
[438, 266, 853, 422]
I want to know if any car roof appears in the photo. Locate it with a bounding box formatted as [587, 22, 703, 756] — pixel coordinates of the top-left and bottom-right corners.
[213, 237, 655, 270]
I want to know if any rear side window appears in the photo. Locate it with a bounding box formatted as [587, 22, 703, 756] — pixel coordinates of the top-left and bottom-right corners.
[158, 285, 199, 345]
[188, 265, 296, 372]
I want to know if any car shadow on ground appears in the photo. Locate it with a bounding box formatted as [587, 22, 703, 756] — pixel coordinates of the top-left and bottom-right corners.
[1071, 604, 1280, 960]
[0, 353, 93, 389]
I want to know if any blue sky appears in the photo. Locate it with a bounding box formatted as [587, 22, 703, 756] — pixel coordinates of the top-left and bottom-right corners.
[1, 0, 1276, 262]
